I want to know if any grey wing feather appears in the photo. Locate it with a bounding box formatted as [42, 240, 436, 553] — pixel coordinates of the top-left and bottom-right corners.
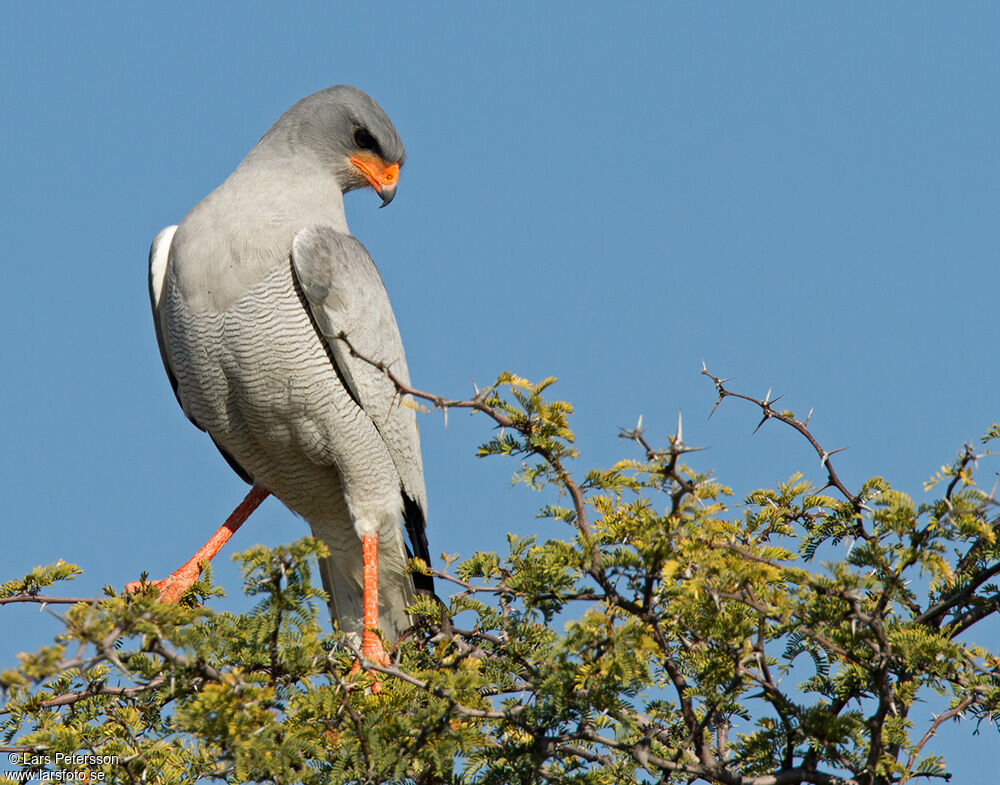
[290, 226, 428, 516]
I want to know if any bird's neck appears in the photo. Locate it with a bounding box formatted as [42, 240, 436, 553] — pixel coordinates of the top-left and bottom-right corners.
[170, 154, 353, 314]
[230, 152, 351, 236]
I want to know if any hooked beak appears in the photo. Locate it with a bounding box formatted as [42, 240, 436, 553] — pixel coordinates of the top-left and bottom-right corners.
[349, 154, 400, 208]
[378, 183, 397, 208]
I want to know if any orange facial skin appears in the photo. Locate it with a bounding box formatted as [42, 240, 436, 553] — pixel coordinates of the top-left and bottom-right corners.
[349, 153, 400, 206]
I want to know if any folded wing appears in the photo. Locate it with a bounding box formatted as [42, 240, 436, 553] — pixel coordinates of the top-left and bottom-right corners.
[290, 226, 430, 580]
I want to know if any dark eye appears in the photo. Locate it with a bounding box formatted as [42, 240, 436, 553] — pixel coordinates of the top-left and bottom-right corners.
[353, 127, 376, 150]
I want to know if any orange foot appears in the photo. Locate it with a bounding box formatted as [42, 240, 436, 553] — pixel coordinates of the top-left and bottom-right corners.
[362, 629, 391, 668]
[349, 633, 390, 694]
[124, 561, 204, 603]
[125, 486, 270, 603]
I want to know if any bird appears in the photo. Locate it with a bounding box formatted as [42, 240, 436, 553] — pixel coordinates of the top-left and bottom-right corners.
[143, 85, 431, 665]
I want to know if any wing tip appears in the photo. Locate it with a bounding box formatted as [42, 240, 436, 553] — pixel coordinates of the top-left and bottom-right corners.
[149, 225, 178, 310]
[402, 491, 434, 594]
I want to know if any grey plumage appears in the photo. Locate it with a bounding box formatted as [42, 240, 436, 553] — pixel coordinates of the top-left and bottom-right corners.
[149, 86, 428, 643]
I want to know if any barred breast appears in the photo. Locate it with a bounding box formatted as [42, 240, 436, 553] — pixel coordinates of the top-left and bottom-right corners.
[162, 259, 411, 603]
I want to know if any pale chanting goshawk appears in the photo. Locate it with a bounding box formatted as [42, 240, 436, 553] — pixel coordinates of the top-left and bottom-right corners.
[142, 86, 431, 666]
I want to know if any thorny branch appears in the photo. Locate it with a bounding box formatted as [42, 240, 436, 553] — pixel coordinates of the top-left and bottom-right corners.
[700, 363, 868, 532]
[0, 594, 102, 607]
[905, 694, 975, 774]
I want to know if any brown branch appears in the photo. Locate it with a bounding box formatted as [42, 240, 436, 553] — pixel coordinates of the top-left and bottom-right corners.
[0, 677, 168, 715]
[861, 658, 894, 785]
[0, 593, 103, 606]
[736, 656, 858, 775]
[701, 366, 866, 531]
[632, 611, 714, 766]
[338, 333, 598, 551]
[944, 590, 1000, 639]
[917, 561, 1000, 629]
[151, 640, 226, 685]
[905, 694, 975, 774]
[563, 725, 856, 785]
[619, 414, 703, 516]
[567, 726, 730, 782]
[944, 444, 978, 503]
[954, 512, 1000, 577]
[745, 770, 858, 785]
[334, 331, 516, 429]
[357, 659, 527, 721]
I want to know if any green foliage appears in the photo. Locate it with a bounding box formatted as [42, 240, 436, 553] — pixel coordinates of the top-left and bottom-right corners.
[2, 373, 999, 784]
[0, 561, 82, 599]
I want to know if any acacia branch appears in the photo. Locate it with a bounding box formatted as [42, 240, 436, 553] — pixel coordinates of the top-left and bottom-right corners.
[917, 561, 1000, 629]
[0, 593, 102, 606]
[0, 677, 168, 715]
[701, 365, 865, 527]
[905, 694, 975, 774]
[944, 590, 1000, 639]
[567, 726, 855, 785]
[357, 659, 527, 721]
[334, 331, 516, 429]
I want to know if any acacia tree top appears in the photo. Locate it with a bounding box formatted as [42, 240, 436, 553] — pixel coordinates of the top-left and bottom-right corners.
[2, 369, 998, 785]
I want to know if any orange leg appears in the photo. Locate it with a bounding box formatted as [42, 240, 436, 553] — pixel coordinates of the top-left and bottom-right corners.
[126, 485, 270, 602]
[361, 534, 390, 667]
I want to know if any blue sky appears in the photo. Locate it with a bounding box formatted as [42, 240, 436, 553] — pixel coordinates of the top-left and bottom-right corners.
[2, 3, 998, 778]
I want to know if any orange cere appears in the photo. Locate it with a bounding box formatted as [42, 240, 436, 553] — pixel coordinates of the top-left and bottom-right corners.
[349, 153, 399, 192]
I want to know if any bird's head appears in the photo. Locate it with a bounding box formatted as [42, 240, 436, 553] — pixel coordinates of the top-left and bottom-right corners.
[272, 85, 406, 207]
